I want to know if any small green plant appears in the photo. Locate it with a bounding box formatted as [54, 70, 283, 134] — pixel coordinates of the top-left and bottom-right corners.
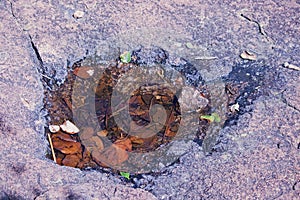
[120, 171, 130, 180]
[200, 112, 221, 123]
[120, 51, 131, 63]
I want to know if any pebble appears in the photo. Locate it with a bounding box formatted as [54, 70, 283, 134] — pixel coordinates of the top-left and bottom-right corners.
[73, 10, 85, 19]
[60, 120, 80, 134]
[240, 50, 257, 60]
[49, 125, 60, 133]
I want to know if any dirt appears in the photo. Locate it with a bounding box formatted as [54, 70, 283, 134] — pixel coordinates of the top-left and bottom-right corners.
[0, 0, 299, 199]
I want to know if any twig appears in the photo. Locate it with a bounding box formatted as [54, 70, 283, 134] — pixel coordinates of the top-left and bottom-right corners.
[47, 133, 57, 163]
[195, 56, 218, 60]
[240, 14, 271, 41]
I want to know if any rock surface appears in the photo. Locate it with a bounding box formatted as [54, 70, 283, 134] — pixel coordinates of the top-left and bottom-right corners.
[0, 0, 299, 199]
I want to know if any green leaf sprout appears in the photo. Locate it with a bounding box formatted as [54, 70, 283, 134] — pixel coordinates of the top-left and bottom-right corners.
[200, 112, 221, 123]
[120, 171, 130, 180]
[120, 51, 131, 63]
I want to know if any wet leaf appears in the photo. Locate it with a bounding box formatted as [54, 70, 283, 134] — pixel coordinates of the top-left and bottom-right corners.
[60, 120, 80, 134]
[62, 154, 81, 167]
[97, 130, 108, 137]
[120, 171, 130, 180]
[91, 136, 104, 150]
[74, 66, 94, 79]
[53, 131, 77, 142]
[92, 145, 128, 167]
[114, 138, 132, 151]
[52, 135, 82, 154]
[79, 127, 94, 140]
[120, 51, 131, 63]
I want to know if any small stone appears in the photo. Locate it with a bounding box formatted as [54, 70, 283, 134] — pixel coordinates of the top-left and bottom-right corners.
[283, 62, 300, 71]
[60, 120, 80, 134]
[240, 50, 257, 60]
[49, 125, 60, 133]
[230, 103, 240, 112]
[185, 42, 194, 49]
[73, 10, 85, 19]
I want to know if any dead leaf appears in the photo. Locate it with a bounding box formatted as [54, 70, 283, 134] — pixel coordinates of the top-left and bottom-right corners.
[240, 51, 257, 60]
[91, 136, 104, 150]
[73, 66, 94, 79]
[60, 120, 80, 134]
[62, 154, 81, 167]
[52, 131, 77, 142]
[114, 138, 132, 151]
[97, 130, 108, 137]
[79, 127, 94, 140]
[92, 145, 129, 167]
[52, 135, 82, 154]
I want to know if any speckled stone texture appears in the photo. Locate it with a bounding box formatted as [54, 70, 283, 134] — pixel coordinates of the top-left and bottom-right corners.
[0, 0, 299, 199]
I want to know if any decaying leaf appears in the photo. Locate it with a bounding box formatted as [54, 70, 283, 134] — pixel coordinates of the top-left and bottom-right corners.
[60, 120, 80, 134]
[51, 134, 82, 154]
[240, 50, 257, 60]
[114, 138, 132, 151]
[73, 66, 94, 79]
[91, 136, 104, 150]
[79, 127, 94, 140]
[49, 125, 60, 133]
[91, 138, 132, 167]
[62, 154, 81, 167]
[97, 130, 108, 137]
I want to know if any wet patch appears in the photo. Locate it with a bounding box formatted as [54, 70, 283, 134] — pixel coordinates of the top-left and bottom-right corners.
[223, 60, 278, 126]
[42, 47, 216, 174]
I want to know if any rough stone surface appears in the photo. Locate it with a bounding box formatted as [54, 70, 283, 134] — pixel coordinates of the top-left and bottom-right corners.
[0, 0, 299, 199]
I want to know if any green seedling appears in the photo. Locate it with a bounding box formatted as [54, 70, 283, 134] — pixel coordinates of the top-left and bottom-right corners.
[120, 51, 131, 63]
[120, 171, 130, 180]
[200, 112, 221, 123]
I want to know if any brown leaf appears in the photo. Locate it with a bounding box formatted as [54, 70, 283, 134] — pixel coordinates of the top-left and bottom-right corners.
[114, 138, 132, 151]
[52, 131, 77, 142]
[79, 127, 94, 140]
[62, 154, 81, 167]
[73, 66, 94, 79]
[91, 136, 104, 150]
[52, 136, 82, 154]
[91, 138, 132, 167]
[97, 130, 108, 137]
